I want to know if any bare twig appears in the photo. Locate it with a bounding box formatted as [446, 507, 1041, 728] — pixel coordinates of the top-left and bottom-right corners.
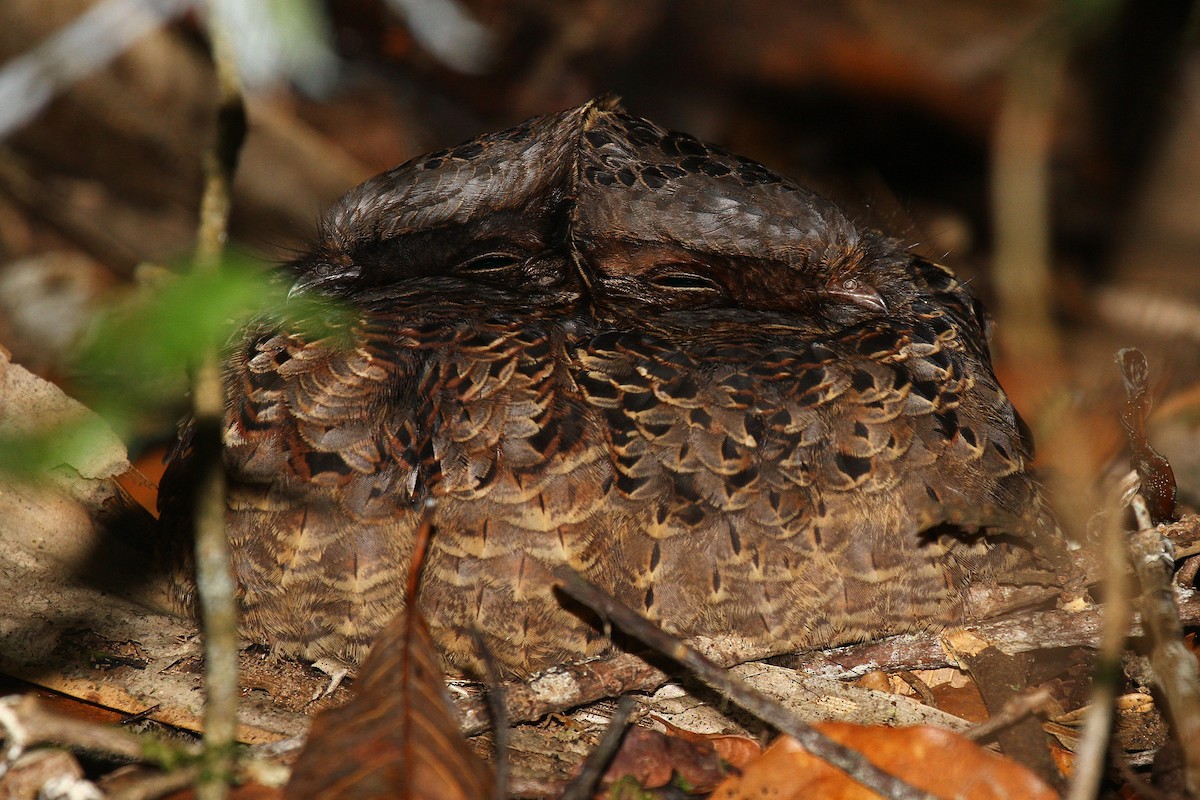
[1112, 354, 1199, 792]
[553, 565, 938, 800]
[108, 766, 201, 800]
[898, 672, 936, 707]
[991, 41, 1060, 373]
[191, 7, 247, 800]
[1067, 506, 1132, 800]
[451, 582, 1061, 734]
[451, 575, 1200, 735]
[117, 705, 162, 727]
[1132, 495, 1154, 532]
[1128, 496, 1200, 795]
[0, 0, 195, 138]
[963, 687, 1054, 743]
[455, 650, 666, 735]
[991, 6, 1133, 794]
[0, 696, 278, 800]
[557, 695, 637, 800]
[0, 695, 147, 767]
[469, 628, 510, 800]
[1096, 286, 1200, 346]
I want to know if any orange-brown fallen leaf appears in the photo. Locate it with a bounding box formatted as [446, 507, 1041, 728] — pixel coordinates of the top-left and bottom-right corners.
[118, 444, 169, 518]
[711, 722, 1059, 800]
[930, 681, 990, 724]
[655, 716, 763, 770]
[1048, 743, 1074, 780]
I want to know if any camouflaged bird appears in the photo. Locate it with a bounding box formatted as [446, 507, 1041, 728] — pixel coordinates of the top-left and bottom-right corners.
[164, 98, 1061, 676]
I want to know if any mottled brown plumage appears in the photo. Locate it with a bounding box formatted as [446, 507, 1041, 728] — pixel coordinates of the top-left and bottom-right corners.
[163, 98, 1060, 676]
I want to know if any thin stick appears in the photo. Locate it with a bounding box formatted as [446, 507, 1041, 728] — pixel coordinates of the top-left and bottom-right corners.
[191, 8, 247, 800]
[557, 695, 638, 800]
[1128, 496, 1200, 796]
[1067, 505, 1130, 800]
[898, 671, 936, 708]
[963, 687, 1053, 742]
[0, 0, 194, 138]
[0, 695, 204, 800]
[469, 627, 510, 800]
[0, 695, 145, 765]
[553, 565, 938, 800]
[451, 583, 1200, 736]
[108, 766, 201, 800]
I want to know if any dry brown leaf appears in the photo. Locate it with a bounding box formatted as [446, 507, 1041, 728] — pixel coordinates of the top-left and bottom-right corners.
[711, 721, 1059, 800]
[601, 727, 676, 790]
[601, 724, 732, 794]
[855, 671, 893, 693]
[655, 716, 763, 770]
[285, 611, 493, 800]
[1048, 744, 1074, 780]
[930, 682, 990, 724]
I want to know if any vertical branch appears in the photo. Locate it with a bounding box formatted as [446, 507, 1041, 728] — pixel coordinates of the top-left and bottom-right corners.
[1129, 509, 1200, 795]
[192, 6, 246, 800]
[1066, 504, 1131, 800]
[990, 33, 1096, 534]
[995, 42, 1126, 800]
[991, 44, 1060, 369]
[988, 12, 1125, 799]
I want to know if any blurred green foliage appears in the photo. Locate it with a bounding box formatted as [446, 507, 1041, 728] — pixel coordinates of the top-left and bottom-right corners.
[0, 256, 351, 480]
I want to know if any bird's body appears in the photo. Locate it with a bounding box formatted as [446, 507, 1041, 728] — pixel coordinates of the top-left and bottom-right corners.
[167, 99, 1059, 676]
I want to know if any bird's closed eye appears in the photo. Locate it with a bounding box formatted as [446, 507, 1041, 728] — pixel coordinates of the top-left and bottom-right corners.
[648, 269, 723, 292]
[456, 252, 524, 275]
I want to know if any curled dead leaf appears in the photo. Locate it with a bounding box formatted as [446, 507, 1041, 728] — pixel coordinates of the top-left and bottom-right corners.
[711, 722, 1058, 800]
[654, 716, 762, 770]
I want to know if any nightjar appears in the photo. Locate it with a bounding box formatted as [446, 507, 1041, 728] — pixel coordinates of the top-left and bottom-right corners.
[163, 98, 1061, 676]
